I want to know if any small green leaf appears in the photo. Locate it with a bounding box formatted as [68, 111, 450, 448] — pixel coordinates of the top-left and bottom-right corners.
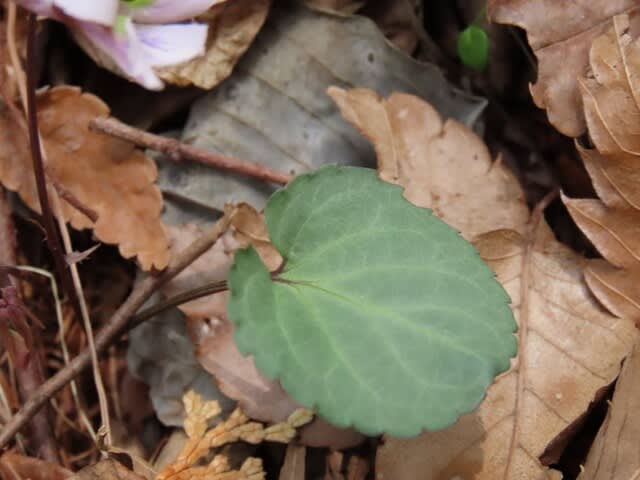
[228, 166, 516, 436]
[457, 25, 489, 71]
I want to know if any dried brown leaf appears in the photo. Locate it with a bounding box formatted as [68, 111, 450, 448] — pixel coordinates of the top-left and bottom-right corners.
[0, 86, 168, 270]
[561, 196, 640, 270]
[578, 341, 640, 479]
[325, 452, 344, 480]
[487, 0, 639, 137]
[0, 452, 73, 480]
[69, 459, 145, 480]
[359, 0, 422, 54]
[345, 456, 368, 480]
[196, 317, 299, 422]
[584, 260, 640, 324]
[278, 444, 306, 480]
[158, 0, 270, 89]
[327, 87, 638, 479]
[562, 13, 640, 326]
[327, 86, 529, 239]
[230, 203, 282, 271]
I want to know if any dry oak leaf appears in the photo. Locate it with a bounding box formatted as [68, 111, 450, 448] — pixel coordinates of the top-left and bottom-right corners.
[327, 86, 529, 239]
[0, 86, 168, 270]
[563, 14, 640, 325]
[578, 341, 640, 480]
[157, 0, 270, 89]
[326, 87, 638, 479]
[487, 0, 639, 137]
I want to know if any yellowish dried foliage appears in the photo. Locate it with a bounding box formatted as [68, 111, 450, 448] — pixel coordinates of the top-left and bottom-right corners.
[156, 391, 312, 480]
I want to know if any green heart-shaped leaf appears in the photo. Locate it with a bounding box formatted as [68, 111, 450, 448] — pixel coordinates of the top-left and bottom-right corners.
[228, 166, 516, 436]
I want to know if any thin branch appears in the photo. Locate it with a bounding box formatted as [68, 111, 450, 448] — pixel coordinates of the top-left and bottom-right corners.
[132, 280, 228, 324]
[25, 14, 84, 327]
[90, 117, 293, 186]
[50, 180, 99, 223]
[52, 192, 111, 446]
[0, 211, 233, 450]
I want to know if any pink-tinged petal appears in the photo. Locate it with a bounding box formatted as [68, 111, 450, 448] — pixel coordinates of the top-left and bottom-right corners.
[75, 19, 163, 90]
[136, 22, 207, 67]
[131, 0, 224, 23]
[53, 0, 119, 26]
[12, 0, 56, 17]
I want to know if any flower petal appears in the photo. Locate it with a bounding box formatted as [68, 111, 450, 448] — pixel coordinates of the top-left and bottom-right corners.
[130, 0, 224, 23]
[76, 19, 163, 90]
[136, 22, 208, 67]
[12, 0, 56, 17]
[53, 0, 119, 26]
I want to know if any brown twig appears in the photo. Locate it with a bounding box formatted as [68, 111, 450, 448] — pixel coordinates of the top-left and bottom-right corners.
[131, 280, 228, 324]
[90, 117, 293, 186]
[0, 212, 232, 450]
[25, 14, 83, 326]
[50, 180, 98, 224]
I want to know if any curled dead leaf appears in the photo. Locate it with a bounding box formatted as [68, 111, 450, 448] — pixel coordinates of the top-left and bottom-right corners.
[0, 86, 169, 270]
[157, 0, 271, 89]
[487, 0, 639, 137]
[562, 13, 640, 326]
[578, 341, 640, 480]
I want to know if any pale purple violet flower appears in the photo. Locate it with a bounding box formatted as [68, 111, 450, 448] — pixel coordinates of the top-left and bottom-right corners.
[13, 0, 222, 89]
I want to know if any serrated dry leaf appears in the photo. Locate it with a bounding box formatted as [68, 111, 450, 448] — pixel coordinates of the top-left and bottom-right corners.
[562, 13, 640, 325]
[487, 0, 639, 137]
[578, 341, 640, 480]
[328, 87, 638, 479]
[157, 0, 270, 89]
[327, 87, 529, 239]
[0, 86, 168, 270]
